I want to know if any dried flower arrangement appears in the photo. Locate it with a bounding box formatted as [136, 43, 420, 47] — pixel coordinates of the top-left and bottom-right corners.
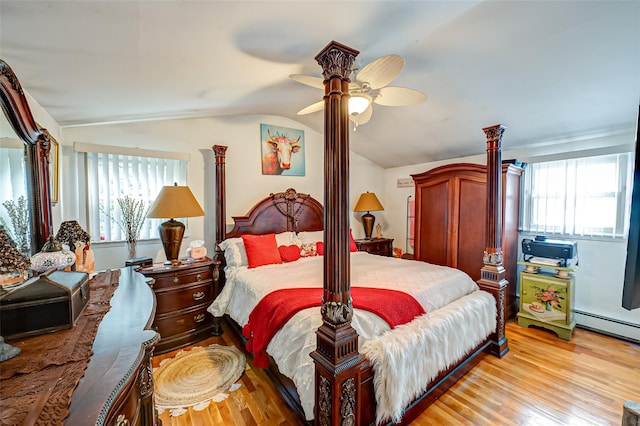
[116, 195, 149, 259]
[1, 196, 30, 256]
[0, 225, 30, 275]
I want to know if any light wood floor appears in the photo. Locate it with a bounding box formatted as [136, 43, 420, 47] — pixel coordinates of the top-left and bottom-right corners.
[152, 320, 640, 426]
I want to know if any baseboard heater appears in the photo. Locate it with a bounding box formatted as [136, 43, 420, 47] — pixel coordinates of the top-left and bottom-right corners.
[574, 309, 640, 345]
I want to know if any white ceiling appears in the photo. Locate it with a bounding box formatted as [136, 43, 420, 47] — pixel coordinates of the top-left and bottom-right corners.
[1, 0, 638, 168]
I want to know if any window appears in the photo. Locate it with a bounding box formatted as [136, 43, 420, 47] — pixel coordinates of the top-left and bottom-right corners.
[522, 153, 633, 239]
[76, 143, 188, 243]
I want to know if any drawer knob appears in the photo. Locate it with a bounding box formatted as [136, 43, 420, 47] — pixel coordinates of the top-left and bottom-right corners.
[196, 273, 202, 281]
[193, 291, 205, 301]
[116, 414, 130, 426]
[173, 275, 179, 284]
[194, 313, 206, 323]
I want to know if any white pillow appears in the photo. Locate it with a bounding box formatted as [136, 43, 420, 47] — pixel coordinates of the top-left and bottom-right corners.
[275, 231, 296, 247]
[297, 230, 324, 245]
[219, 237, 248, 268]
[220, 231, 296, 268]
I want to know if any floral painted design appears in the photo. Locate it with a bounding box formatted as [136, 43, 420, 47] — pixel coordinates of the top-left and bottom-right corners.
[533, 285, 565, 311]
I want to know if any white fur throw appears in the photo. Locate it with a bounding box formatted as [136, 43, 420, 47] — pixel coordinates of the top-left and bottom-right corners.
[360, 290, 497, 424]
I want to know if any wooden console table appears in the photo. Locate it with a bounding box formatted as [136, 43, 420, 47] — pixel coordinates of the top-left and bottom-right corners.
[66, 267, 159, 425]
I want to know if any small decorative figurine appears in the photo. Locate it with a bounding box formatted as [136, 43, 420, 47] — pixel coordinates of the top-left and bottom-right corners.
[375, 223, 382, 239]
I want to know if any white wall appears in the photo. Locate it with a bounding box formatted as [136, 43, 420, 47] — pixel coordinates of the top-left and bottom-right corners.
[61, 115, 385, 270]
[382, 128, 640, 340]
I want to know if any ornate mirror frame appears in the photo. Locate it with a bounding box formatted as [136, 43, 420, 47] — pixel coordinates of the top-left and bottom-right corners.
[0, 59, 53, 253]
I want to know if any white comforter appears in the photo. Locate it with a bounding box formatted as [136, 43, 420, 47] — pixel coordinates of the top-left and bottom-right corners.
[208, 252, 496, 423]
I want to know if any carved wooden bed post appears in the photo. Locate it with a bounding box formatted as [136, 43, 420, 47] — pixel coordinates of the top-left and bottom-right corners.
[310, 41, 366, 426]
[212, 144, 228, 335]
[477, 124, 509, 358]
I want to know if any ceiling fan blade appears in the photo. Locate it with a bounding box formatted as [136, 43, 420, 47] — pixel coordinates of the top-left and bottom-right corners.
[290, 74, 324, 89]
[355, 54, 404, 90]
[374, 86, 427, 106]
[349, 104, 373, 125]
[297, 100, 325, 115]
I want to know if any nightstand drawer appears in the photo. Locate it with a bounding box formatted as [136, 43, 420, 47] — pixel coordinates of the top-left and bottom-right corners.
[149, 266, 212, 289]
[154, 280, 215, 313]
[154, 305, 213, 338]
[355, 238, 394, 257]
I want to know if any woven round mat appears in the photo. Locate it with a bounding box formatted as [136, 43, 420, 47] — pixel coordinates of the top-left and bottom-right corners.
[154, 344, 246, 416]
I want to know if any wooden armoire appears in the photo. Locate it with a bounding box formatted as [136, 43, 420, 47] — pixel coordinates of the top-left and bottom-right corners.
[411, 162, 523, 319]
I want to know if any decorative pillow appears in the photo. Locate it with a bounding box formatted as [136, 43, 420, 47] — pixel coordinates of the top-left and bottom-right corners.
[278, 245, 301, 262]
[350, 229, 358, 252]
[219, 237, 248, 268]
[300, 243, 318, 257]
[316, 241, 324, 256]
[241, 234, 282, 268]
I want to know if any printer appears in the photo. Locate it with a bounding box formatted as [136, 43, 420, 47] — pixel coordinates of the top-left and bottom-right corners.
[522, 236, 578, 267]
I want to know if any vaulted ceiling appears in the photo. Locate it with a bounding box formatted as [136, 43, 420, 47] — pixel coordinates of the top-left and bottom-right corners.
[1, 1, 638, 168]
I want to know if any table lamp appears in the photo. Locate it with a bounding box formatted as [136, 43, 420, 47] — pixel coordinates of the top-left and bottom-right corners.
[147, 183, 205, 265]
[353, 191, 384, 240]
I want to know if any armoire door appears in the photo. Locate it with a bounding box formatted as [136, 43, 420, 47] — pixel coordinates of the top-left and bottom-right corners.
[452, 173, 486, 282]
[414, 176, 450, 265]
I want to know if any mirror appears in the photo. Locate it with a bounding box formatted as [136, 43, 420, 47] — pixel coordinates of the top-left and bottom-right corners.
[0, 111, 29, 253]
[0, 59, 53, 254]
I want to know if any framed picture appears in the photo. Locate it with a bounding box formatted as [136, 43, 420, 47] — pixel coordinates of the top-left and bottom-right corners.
[260, 124, 305, 176]
[49, 135, 59, 204]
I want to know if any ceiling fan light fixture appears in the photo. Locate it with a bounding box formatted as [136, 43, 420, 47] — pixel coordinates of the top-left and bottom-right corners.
[349, 94, 371, 115]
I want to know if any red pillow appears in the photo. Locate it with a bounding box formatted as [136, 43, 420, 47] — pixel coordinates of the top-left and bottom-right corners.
[316, 241, 324, 255]
[349, 229, 358, 252]
[278, 245, 301, 262]
[241, 234, 282, 268]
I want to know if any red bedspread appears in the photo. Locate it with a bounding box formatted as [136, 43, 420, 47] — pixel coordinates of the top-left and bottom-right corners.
[242, 287, 426, 368]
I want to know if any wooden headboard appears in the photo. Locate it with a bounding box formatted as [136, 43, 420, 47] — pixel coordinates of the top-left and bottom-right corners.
[225, 188, 324, 238]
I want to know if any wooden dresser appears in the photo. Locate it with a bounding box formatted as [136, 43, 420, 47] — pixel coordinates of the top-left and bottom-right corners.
[138, 258, 216, 354]
[67, 267, 159, 425]
[355, 238, 394, 257]
[411, 163, 523, 319]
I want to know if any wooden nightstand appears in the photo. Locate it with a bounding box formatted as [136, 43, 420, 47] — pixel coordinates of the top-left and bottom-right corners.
[355, 238, 394, 257]
[138, 258, 216, 354]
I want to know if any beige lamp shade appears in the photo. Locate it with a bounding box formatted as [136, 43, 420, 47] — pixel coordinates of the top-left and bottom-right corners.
[147, 184, 205, 265]
[147, 184, 205, 219]
[353, 192, 384, 213]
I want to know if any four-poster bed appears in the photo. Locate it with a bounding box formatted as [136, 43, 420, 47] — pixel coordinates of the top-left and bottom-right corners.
[207, 41, 508, 425]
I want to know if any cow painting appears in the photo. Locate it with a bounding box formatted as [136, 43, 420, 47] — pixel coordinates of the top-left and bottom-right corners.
[260, 124, 305, 176]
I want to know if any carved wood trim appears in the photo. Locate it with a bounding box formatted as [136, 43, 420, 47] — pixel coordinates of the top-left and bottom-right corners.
[0, 59, 53, 252]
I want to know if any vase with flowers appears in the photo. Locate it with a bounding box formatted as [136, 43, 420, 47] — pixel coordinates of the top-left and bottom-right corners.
[116, 195, 149, 260]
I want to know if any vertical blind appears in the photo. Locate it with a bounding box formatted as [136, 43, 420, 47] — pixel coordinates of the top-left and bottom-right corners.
[522, 153, 633, 238]
[86, 152, 187, 242]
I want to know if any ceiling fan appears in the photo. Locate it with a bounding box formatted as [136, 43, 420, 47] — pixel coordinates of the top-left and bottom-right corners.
[290, 54, 427, 127]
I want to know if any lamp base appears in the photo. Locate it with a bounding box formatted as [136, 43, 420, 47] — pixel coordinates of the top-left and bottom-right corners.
[361, 212, 375, 240]
[159, 219, 185, 265]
